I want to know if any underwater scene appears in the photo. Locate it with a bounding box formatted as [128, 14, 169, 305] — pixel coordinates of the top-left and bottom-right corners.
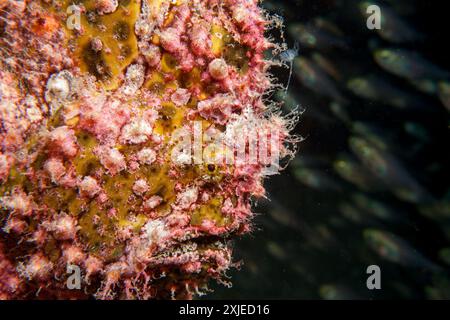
[0, 0, 449, 301]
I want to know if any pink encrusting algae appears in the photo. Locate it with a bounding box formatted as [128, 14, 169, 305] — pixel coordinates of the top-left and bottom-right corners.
[0, 0, 297, 299]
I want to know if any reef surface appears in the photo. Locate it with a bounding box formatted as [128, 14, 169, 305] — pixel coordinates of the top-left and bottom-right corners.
[0, 0, 295, 299]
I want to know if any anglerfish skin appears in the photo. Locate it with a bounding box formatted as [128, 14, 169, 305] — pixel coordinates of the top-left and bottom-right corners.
[0, 0, 296, 299]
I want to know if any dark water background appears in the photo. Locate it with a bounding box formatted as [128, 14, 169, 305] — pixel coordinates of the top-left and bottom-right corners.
[206, 0, 450, 299]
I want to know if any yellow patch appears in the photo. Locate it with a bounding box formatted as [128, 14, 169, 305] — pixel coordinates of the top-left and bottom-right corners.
[60, 0, 140, 90]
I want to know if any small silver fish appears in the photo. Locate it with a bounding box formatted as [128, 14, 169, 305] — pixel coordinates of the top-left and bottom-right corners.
[294, 57, 347, 104]
[333, 154, 383, 192]
[352, 193, 407, 224]
[409, 78, 438, 95]
[266, 241, 288, 261]
[313, 17, 345, 37]
[374, 49, 450, 81]
[288, 23, 349, 51]
[312, 52, 342, 81]
[352, 122, 391, 151]
[339, 202, 365, 224]
[347, 75, 427, 110]
[349, 136, 432, 203]
[329, 102, 351, 125]
[292, 167, 343, 191]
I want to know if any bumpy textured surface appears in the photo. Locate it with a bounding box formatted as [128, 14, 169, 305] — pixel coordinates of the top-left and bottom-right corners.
[0, 0, 294, 299]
